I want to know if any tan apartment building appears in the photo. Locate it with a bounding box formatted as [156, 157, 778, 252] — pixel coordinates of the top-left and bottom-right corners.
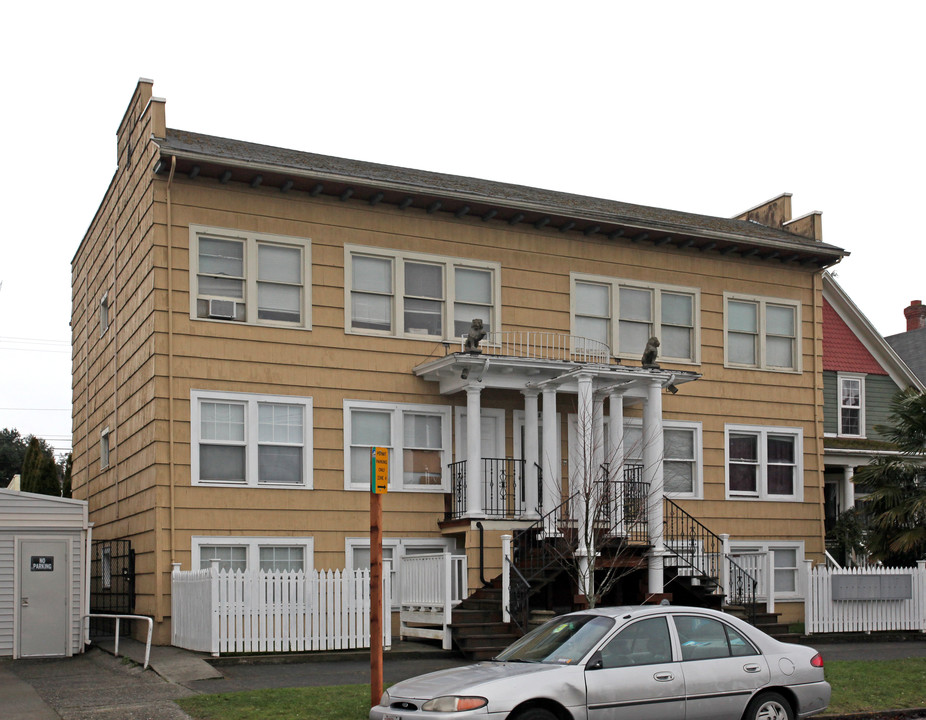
[71, 80, 847, 645]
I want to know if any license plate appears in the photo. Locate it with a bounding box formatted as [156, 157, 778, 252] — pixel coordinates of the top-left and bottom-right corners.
[385, 715, 401, 720]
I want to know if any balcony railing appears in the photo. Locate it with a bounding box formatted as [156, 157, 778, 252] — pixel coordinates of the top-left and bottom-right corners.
[460, 331, 611, 364]
[447, 458, 544, 520]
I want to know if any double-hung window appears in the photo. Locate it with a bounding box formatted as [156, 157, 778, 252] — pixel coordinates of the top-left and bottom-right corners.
[725, 293, 800, 371]
[728, 541, 803, 600]
[344, 400, 451, 492]
[190, 225, 311, 328]
[726, 424, 802, 500]
[346, 246, 499, 341]
[571, 274, 699, 362]
[193, 536, 314, 573]
[838, 373, 865, 437]
[192, 390, 313, 488]
[621, 421, 701, 497]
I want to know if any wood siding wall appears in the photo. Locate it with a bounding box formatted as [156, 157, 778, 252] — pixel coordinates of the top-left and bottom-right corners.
[73, 87, 831, 630]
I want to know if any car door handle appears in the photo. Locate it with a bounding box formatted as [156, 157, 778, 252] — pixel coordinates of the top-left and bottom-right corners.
[654, 672, 675, 682]
[743, 664, 762, 673]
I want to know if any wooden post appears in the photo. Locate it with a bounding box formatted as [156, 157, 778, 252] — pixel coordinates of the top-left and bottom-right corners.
[370, 490, 383, 707]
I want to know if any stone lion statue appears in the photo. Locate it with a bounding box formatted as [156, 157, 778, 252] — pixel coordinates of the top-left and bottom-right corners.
[642, 336, 660, 368]
[464, 318, 487, 353]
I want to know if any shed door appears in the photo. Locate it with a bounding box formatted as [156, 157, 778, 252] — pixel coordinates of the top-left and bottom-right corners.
[18, 539, 69, 657]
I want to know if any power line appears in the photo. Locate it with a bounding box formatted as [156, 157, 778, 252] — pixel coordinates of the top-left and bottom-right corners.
[0, 336, 70, 345]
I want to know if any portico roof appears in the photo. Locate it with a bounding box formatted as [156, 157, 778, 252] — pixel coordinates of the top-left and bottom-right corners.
[413, 351, 700, 399]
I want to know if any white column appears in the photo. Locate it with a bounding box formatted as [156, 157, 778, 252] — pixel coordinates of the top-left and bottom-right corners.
[608, 391, 625, 475]
[842, 466, 856, 510]
[522, 389, 540, 518]
[542, 387, 558, 527]
[465, 384, 483, 518]
[644, 378, 665, 597]
[501, 534, 512, 623]
[576, 373, 594, 600]
[593, 394, 605, 484]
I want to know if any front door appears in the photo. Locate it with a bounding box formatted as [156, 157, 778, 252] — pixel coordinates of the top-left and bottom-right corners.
[18, 539, 69, 657]
[458, 409, 504, 514]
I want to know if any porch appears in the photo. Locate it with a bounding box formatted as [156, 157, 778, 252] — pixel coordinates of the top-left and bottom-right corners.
[415, 329, 701, 599]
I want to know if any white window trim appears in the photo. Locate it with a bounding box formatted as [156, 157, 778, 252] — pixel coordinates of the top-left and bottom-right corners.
[344, 399, 452, 492]
[345, 536, 460, 610]
[570, 273, 701, 364]
[188, 224, 312, 329]
[191, 389, 314, 489]
[837, 372, 866, 438]
[100, 427, 110, 470]
[724, 423, 804, 501]
[565, 415, 704, 500]
[100, 292, 109, 337]
[344, 244, 501, 341]
[191, 536, 315, 573]
[723, 292, 802, 373]
[728, 540, 804, 601]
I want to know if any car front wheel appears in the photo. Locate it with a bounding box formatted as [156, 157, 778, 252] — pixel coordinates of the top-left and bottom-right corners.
[744, 692, 794, 720]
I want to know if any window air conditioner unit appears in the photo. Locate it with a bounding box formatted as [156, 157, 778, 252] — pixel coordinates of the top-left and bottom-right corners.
[208, 299, 238, 319]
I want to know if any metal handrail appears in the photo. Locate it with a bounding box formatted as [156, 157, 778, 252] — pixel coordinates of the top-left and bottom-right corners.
[86, 613, 153, 669]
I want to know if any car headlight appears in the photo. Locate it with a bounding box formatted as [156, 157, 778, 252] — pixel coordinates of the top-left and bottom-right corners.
[379, 690, 391, 706]
[421, 696, 488, 712]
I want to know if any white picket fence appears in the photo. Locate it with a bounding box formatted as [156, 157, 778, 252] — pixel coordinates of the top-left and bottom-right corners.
[399, 552, 467, 649]
[171, 564, 391, 655]
[805, 560, 926, 634]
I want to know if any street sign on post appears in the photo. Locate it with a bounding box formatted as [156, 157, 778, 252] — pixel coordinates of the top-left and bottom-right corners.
[371, 447, 388, 494]
[369, 446, 387, 706]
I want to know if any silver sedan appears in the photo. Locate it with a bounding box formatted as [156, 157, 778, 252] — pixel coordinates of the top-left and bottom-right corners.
[370, 605, 830, 720]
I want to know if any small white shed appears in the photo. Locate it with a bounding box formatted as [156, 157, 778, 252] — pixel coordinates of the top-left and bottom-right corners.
[0, 488, 91, 658]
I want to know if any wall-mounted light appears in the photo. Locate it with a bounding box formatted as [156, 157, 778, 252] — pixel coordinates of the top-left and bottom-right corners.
[461, 367, 470, 380]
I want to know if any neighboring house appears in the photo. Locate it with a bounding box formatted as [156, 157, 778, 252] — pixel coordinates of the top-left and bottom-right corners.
[885, 300, 926, 386]
[71, 80, 849, 645]
[821, 275, 925, 541]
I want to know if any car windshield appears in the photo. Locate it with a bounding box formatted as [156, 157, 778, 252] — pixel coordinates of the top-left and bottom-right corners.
[495, 615, 615, 665]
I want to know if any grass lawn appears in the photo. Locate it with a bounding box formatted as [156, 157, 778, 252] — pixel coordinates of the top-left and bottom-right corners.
[176, 658, 926, 720]
[822, 657, 926, 715]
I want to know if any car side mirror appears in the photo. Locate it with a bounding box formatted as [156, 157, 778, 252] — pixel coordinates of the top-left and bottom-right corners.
[586, 651, 604, 671]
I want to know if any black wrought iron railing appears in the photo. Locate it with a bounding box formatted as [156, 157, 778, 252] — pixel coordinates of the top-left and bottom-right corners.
[663, 497, 758, 621]
[448, 458, 546, 520]
[663, 497, 723, 588]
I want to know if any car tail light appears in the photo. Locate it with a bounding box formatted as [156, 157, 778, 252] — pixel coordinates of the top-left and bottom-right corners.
[810, 653, 824, 668]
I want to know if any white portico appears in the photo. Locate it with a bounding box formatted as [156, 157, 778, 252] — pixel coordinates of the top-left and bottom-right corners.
[413, 332, 700, 596]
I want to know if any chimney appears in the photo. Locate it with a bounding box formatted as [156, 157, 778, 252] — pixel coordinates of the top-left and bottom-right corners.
[904, 300, 926, 331]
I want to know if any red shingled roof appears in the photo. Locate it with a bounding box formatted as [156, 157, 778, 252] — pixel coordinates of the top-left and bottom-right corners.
[823, 298, 888, 374]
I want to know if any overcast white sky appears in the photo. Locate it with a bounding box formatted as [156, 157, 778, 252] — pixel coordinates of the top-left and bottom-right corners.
[1, 2, 923, 456]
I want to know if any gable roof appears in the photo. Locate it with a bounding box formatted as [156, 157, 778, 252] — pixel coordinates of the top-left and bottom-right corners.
[823, 298, 888, 375]
[885, 327, 926, 385]
[154, 128, 848, 268]
[822, 273, 925, 391]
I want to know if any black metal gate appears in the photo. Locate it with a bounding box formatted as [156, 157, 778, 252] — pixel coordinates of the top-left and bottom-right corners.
[89, 539, 135, 637]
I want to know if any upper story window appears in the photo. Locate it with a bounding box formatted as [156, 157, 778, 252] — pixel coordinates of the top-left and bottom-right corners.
[724, 293, 800, 372]
[189, 225, 311, 328]
[838, 373, 865, 437]
[571, 274, 700, 363]
[99, 293, 109, 336]
[725, 423, 803, 501]
[191, 390, 313, 489]
[344, 400, 451, 492]
[100, 427, 111, 470]
[345, 245, 500, 341]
